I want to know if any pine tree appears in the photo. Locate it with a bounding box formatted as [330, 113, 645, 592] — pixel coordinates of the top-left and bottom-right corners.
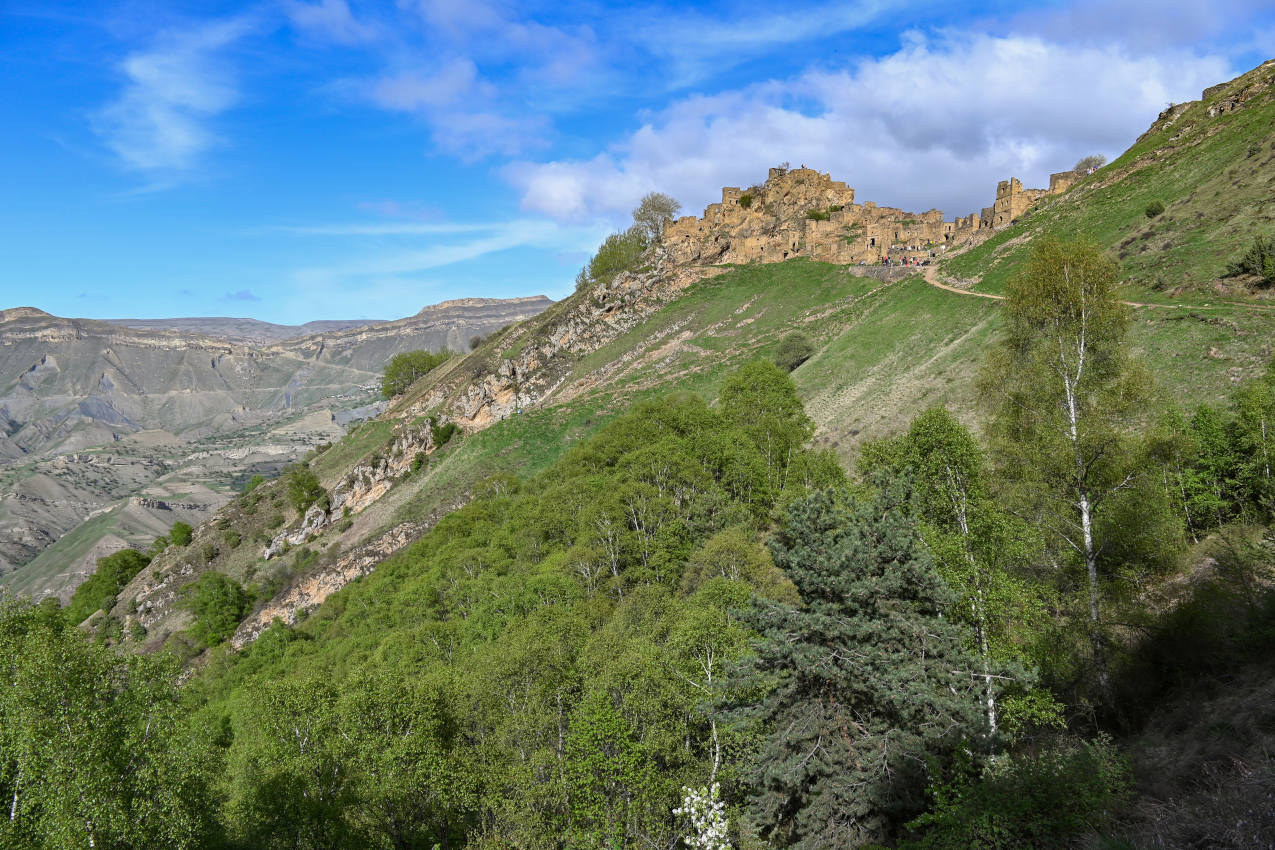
[733, 478, 981, 849]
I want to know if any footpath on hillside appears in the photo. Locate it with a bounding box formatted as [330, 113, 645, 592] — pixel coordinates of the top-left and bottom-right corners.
[919, 264, 1275, 312]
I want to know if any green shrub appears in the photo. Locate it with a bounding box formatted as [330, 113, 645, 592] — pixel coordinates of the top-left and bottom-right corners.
[575, 226, 649, 291]
[738, 192, 754, 209]
[293, 547, 319, 571]
[169, 522, 193, 547]
[224, 530, 241, 549]
[805, 209, 830, 221]
[381, 350, 451, 398]
[62, 548, 151, 625]
[902, 737, 1130, 850]
[242, 474, 266, 494]
[411, 451, 427, 474]
[433, 421, 458, 446]
[773, 332, 816, 372]
[266, 514, 284, 530]
[1145, 199, 1165, 218]
[200, 543, 219, 564]
[1225, 234, 1275, 287]
[829, 204, 843, 212]
[284, 464, 327, 514]
[179, 572, 252, 648]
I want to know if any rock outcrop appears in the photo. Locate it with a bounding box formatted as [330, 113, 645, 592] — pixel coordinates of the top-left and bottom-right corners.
[261, 420, 441, 558]
[232, 521, 428, 647]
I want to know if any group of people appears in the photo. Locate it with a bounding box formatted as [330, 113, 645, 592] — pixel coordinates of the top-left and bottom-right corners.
[861, 255, 932, 267]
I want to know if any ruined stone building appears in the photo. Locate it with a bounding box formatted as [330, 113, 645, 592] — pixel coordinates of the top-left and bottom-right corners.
[979, 171, 1079, 230]
[660, 164, 1079, 268]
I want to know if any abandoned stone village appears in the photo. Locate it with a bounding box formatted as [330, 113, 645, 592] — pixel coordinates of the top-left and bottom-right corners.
[662, 164, 1081, 267]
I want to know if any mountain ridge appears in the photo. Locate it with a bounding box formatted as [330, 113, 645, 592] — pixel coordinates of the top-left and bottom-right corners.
[0, 295, 554, 598]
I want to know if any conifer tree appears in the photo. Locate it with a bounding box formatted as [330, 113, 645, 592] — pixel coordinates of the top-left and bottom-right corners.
[861, 406, 1037, 737]
[733, 478, 981, 849]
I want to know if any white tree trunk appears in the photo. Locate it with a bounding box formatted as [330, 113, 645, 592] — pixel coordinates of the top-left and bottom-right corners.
[951, 477, 997, 736]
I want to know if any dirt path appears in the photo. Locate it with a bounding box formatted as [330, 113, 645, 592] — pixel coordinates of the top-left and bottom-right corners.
[920, 265, 1275, 312]
[920, 266, 1004, 301]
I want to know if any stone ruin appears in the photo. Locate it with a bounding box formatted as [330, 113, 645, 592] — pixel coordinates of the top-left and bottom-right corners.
[661, 165, 1079, 267]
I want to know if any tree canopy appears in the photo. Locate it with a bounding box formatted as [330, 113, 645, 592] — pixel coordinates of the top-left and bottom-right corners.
[381, 349, 450, 398]
[632, 192, 682, 241]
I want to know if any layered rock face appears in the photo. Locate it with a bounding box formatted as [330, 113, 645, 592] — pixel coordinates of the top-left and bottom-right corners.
[0, 296, 554, 458]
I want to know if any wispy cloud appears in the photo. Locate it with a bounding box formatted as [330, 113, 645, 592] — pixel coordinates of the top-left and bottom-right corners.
[356, 199, 444, 220]
[269, 221, 504, 236]
[94, 16, 254, 174]
[632, 0, 900, 88]
[367, 60, 483, 111]
[283, 0, 378, 45]
[290, 218, 607, 283]
[221, 289, 261, 302]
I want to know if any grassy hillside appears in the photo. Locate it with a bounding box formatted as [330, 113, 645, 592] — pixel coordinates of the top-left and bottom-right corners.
[944, 60, 1275, 300]
[12, 58, 1275, 850]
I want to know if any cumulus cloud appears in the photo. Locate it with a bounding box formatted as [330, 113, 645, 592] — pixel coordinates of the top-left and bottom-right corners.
[94, 17, 253, 173]
[504, 31, 1232, 224]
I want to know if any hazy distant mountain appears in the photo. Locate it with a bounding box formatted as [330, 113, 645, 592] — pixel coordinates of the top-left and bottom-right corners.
[111, 316, 388, 346]
[0, 296, 553, 593]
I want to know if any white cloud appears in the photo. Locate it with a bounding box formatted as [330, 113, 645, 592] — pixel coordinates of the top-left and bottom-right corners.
[367, 60, 483, 111]
[504, 32, 1233, 225]
[284, 0, 377, 45]
[289, 218, 608, 283]
[94, 17, 253, 173]
[632, 0, 900, 88]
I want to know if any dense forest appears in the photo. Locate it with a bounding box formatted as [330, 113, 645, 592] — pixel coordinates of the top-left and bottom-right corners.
[3, 238, 1275, 848]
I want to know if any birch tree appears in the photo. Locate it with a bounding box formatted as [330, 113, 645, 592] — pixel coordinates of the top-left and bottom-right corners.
[1233, 363, 1275, 514]
[0, 599, 216, 850]
[980, 237, 1154, 692]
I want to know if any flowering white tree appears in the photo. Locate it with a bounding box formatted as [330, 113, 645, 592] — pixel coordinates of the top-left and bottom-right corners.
[673, 783, 731, 850]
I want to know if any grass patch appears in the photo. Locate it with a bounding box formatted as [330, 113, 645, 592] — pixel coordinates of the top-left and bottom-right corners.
[311, 419, 394, 485]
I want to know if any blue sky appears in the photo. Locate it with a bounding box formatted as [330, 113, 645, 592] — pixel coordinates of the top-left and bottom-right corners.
[2, 1, 1273, 323]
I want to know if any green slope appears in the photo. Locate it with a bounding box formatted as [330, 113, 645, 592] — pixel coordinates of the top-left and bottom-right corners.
[944, 60, 1275, 300]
